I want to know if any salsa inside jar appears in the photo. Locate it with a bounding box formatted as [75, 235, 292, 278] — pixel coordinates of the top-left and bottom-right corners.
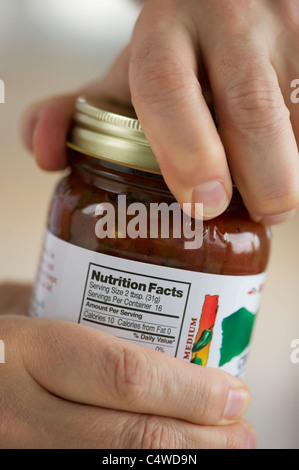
[49, 151, 270, 276]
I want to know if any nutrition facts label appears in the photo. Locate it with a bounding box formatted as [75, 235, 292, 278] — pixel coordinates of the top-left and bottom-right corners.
[30, 230, 267, 377]
[79, 262, 191, 355]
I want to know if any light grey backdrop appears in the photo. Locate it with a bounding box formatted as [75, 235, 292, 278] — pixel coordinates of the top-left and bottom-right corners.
[0, 0, 298, 450]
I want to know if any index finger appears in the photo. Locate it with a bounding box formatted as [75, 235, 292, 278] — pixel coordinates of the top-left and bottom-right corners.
[129, 5, 233, 220]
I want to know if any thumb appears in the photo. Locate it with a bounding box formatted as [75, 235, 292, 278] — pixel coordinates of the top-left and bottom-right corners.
[20, 46, 132, 171]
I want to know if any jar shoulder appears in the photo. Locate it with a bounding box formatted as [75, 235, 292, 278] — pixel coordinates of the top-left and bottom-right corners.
[48, 169, 271, 276]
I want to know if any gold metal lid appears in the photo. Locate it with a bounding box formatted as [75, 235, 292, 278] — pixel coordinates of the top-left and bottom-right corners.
[67, 96, 161, 174]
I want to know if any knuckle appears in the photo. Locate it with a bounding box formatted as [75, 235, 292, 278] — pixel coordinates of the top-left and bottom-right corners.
[193, 373, 214, 422]
[133, 415, 182, 449]
[131, 54, 192, 106]
[105, 341, 152, 405]
[224, 424, 250, 449]
[225, 79, 288, 133]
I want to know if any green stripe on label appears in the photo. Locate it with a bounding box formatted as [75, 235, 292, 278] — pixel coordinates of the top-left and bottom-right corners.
[219, 307, 255, 367]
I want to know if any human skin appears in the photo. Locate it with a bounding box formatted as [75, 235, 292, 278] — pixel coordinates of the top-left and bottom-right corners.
[0, 283, 254, 449]
[21, 0, 299, 224]
[9, 0, 299, 448]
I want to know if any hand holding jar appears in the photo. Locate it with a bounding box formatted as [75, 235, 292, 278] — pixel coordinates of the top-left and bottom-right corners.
[22, 0, 299, 224]
[16, 0, 299, 450]
[0, 284, 253, 449]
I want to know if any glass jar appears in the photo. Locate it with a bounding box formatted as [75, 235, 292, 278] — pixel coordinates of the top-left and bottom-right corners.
[30, 96, 271, 378]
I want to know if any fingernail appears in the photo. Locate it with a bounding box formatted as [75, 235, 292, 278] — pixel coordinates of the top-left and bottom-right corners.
[223, 388, 251, 421]
[192, 181, 229, 219]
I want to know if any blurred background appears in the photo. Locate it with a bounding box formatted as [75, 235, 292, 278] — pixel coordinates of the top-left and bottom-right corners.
[0, 0, 298, 449]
